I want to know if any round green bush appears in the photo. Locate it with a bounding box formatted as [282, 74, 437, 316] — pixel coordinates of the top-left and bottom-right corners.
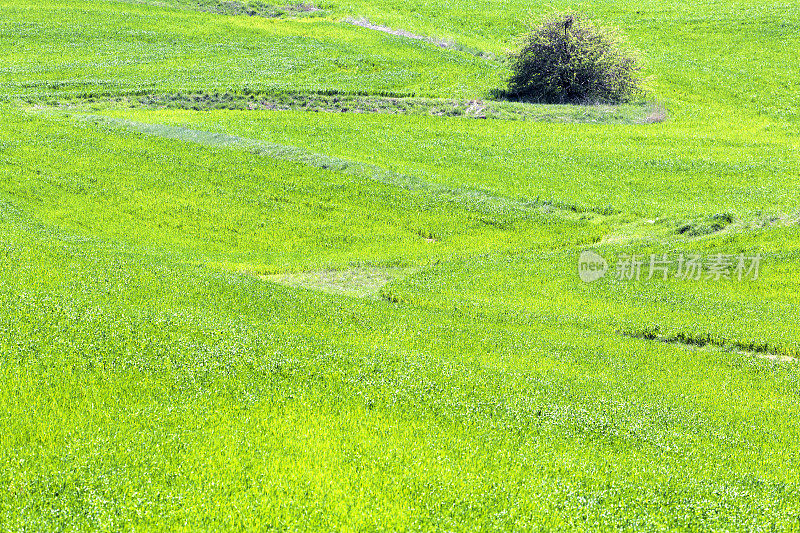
[504, 13, 643, 104]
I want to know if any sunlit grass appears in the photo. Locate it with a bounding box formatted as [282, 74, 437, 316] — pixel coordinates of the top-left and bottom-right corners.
[1, 0, 799, 528]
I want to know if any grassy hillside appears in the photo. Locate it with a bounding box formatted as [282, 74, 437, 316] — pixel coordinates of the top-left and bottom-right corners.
[1, 0, 799, 530]
[0, 1, 502, 99]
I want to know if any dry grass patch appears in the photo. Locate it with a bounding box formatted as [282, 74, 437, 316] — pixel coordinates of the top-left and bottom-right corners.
[259, 266, 417, 298]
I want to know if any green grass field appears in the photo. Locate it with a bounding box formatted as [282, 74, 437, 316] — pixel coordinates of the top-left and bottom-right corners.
[1, 0, 799, 530]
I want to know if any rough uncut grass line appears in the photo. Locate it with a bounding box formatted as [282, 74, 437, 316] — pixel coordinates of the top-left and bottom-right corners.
[619, 329, 799, 362]
[111, 0, 326, 18]
[35, 92, 655, 124]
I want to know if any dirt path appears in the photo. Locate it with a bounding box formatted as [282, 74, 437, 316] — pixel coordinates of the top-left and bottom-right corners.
[344, 17, 498, 60]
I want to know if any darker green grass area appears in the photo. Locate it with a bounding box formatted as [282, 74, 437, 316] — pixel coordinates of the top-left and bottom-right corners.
[0, 0, 504, 101]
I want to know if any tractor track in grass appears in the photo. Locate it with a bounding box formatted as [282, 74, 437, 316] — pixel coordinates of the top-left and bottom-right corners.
[343, 17, 499, 61]
[69, 113, 621, 221]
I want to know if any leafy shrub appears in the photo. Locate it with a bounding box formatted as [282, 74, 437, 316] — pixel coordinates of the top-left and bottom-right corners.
[503, 13, 642, 104]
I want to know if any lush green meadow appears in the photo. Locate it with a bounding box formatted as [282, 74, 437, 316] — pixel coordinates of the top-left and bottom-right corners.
[1, 0, 799, 530]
